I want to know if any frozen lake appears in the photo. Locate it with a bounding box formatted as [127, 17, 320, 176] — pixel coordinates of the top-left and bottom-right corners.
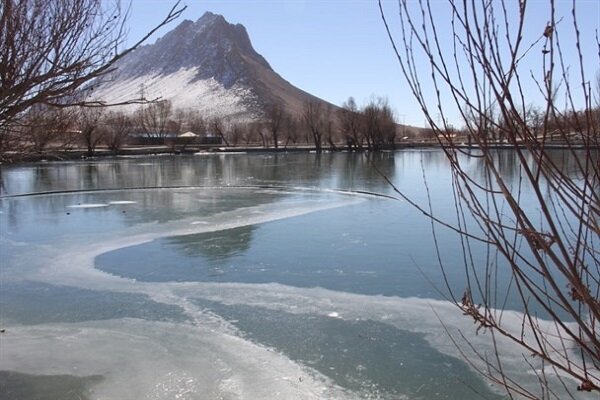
[0, 151, 589, 399]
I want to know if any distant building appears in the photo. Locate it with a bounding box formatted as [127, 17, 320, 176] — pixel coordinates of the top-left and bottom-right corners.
[127, 131, 222, 146]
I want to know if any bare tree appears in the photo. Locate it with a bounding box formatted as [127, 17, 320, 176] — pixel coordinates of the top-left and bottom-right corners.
[76, 107, 105, 156]
[379, 98, 396, 146]
[22, 105, 72, 153]
[172, 108, 187, 133]
[245, 122, 262, 146]
[590, 72, 600, 136]
[323, 105, 337, 150]
[266, 103, 286, 149]
[361, 102, 377, 150]
[229, 123, 243, 147]
[137, 100, 172, 139]
[282, 115, 299, 148]
[165, 118, 181, 136]
[187, 111, 207, 137]
[362, 97, 395, 151]
[257, 124, 269, 148]
[380, 0, 599, 397]
[338, 96, 363, 151]
[210, 116, 230, 147]
[103, 111, 131, 153]
[0, 0, 185, 129]
[0, 125, 21, 157]
[302, 100, 325, 153]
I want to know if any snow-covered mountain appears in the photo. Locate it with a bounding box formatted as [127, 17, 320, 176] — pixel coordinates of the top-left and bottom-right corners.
[92, 12, 325, 121]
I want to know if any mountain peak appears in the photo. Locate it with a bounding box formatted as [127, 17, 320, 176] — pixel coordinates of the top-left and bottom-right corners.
[113, 12, 271, 86]
[197, 11, 226, 24]
[93, 12, 323, 122]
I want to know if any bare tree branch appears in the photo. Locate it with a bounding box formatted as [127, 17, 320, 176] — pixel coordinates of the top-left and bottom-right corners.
[380, 0, 600, 396]
[0, 0, 185, 129]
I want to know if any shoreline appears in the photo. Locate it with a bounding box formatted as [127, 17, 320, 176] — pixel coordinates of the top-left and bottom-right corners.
[1, 142, 597, 164]
[0, 143, 435, 164]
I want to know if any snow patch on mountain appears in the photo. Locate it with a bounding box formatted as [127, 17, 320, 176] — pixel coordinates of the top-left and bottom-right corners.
[92, 68, 262, 121]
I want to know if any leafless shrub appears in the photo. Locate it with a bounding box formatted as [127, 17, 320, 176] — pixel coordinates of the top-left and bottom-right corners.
[282, 115, 300, 148]
[21, 105, 72, 153]
[338, 96, 363, 151]
[380, 0, 599, 397]
[186, 111, 207, 137]
[136, 100, 172, 139]
[210, 116, 230, 147]
[243, 122, 260, 146]
[266, 103, 287, 149]
[302, 100, 326, 153]
[103, 111, 131, 153]
[362, 96, 396, 150]
[0, 0, 185, 129]
[76, 107, 105, 156]
[229, 123, 243, 147]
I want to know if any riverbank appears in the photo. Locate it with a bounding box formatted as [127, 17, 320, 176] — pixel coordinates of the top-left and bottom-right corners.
[0, 142, 438, 164]
[1, 141, 596, 164]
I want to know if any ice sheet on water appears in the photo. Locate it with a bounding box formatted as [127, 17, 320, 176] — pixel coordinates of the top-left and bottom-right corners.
[1, 319, 357, 400]
[189, 298, 503, 399]
[170, 282, 598, 399]
[3, 188, 595, 399]
[65, 201, 135, 208]
[66, 203, 109, 208]
[18, 193, 363, 288]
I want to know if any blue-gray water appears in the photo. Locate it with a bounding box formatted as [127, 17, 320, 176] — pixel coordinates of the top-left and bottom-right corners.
[0, 151, 588, 399]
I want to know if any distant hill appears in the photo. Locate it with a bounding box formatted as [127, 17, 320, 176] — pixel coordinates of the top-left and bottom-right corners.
[91, 12, 328, 122]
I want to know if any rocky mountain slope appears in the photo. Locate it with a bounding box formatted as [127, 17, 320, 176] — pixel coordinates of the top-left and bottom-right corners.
[92, 12, 326, 121]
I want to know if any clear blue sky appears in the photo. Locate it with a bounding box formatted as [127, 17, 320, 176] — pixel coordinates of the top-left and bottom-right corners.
[126, 0, 599, 128]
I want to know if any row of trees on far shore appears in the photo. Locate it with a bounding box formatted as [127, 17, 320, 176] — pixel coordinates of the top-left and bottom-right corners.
[0, 94, 423, 158]
[5, 91, 598, 159]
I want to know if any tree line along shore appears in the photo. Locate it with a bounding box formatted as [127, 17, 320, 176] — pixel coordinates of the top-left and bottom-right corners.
[3, 96, 597, 164]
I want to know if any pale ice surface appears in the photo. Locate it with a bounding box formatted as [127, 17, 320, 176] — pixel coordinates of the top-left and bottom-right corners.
[66, 203, 109, 208]
[1, 320, 355, 400]
[1, 188, 595, 399]
[1, 191, 366, 399]
[66, 201, 136, 208]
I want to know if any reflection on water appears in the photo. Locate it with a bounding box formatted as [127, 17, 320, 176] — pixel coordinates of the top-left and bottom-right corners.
[94, 199, 454, 298]
[2, 150, 591, 199]
[166, 225, 255, 261]
[0, 153, 398, 196]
